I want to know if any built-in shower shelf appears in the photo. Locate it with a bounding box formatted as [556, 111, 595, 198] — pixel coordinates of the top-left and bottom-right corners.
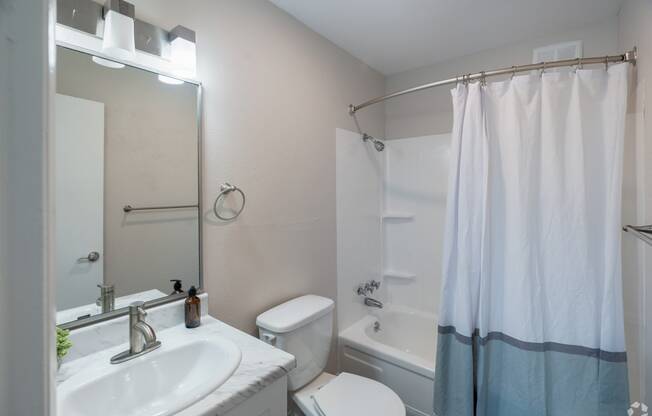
[383, 271, 417, 280]
[382, 212, 415, 221]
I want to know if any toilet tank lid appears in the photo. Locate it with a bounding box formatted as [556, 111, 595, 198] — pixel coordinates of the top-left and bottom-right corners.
[256, 295, 334, 333]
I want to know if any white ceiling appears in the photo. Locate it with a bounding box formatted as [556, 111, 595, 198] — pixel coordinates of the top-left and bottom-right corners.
[270, 0, 624, 75]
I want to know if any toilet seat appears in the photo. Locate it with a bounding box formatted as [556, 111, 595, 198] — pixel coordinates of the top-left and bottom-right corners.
[293, 372, 405, 416]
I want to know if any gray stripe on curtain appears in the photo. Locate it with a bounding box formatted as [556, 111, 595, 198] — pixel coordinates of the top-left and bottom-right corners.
[434, 330, 630, 416]
[438, 325, 627, 363]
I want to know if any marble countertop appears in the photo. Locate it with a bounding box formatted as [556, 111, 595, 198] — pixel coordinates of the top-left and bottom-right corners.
[57, 315, 296, 415]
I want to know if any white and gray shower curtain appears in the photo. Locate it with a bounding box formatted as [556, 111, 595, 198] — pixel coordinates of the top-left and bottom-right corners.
[435, 63, 630, 416]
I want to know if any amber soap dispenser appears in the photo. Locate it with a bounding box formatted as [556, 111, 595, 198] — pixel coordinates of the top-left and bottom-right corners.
[185, 286, 201, 328]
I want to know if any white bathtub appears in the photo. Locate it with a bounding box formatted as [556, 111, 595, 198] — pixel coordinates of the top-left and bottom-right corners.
[339, 306, 437, 416]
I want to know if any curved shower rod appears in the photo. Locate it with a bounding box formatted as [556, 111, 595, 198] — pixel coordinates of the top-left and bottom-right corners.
[349, 48, 638, 115]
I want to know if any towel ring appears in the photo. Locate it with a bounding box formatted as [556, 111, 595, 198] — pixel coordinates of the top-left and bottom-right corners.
[213, 182, 245, 221]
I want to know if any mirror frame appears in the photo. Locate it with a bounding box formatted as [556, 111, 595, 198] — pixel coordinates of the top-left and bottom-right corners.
[56, 43, 203, 330]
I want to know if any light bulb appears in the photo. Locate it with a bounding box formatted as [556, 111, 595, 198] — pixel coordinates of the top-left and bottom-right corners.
[158, 75, 184, 85]
[91, 56, 125, 69]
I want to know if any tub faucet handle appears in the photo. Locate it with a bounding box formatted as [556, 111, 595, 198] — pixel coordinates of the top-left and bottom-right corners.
[357, 280, 381, 296]
[356, 283, 372, 296]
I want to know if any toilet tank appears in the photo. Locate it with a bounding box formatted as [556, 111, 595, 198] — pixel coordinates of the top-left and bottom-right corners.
[256, 295, 334, 391]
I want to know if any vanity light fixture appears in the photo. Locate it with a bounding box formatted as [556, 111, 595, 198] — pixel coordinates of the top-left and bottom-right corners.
[157, 75, 185, 85]
[169, 25, 197, 78]
[91, 56, 126, 69]
[101, 0, 136, 61]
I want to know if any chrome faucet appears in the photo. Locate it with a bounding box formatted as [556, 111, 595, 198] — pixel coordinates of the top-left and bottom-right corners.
[364, 297, 384, 309]
[356, 280, 383, 308]
[110, 301, 161, 364]
[96, 284, 115, 314]
[356, 280, 381, 296]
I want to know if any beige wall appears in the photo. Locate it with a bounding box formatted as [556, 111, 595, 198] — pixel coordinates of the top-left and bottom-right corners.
[57, 47, 200, 299]
[132, 0, 385, 370]
[384, 16, 620, 139]
[619, 0, 652, 403]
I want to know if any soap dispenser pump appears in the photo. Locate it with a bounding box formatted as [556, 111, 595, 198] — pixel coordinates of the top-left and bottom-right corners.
[185, 286, 200, 328]
[170, 279, 184, 295]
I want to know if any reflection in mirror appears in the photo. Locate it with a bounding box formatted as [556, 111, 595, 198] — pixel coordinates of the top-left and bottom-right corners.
[55, 46, 200, 325]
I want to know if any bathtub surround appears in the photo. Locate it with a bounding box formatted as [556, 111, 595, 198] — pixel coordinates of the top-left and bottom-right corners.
[336, 128, 384, 331]
[336, 132, 451, 328]
[383, 135, 450, 315]
[435, 65, 630, 415]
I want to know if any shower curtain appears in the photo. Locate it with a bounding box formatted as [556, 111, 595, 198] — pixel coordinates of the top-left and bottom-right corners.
[434, 63, 630, 416]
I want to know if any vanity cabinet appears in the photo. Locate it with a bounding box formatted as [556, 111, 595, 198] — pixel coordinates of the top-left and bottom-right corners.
[222, 376, 287, 416]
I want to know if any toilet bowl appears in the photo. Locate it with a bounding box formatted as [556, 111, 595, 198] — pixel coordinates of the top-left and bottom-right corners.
[256, 295, 405, 416]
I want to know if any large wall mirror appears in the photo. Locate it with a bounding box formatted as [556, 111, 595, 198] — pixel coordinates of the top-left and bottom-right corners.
[55, 46, 202, 327]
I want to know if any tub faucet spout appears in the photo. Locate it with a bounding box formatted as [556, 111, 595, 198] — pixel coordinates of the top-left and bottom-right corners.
[364, 297, 383, 309]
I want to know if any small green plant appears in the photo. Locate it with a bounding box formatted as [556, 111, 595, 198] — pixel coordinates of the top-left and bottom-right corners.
[56, 327, 72, 360]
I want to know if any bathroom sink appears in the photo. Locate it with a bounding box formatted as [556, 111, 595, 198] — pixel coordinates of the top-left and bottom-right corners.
[58, 336, 242, 416]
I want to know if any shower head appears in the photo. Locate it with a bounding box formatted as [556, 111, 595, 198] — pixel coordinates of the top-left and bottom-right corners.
[362, 133, 385, 152]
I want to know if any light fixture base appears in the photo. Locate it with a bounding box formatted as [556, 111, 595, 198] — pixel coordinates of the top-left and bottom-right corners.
[103, 0, 135, 19]
[169, 25, 196, 44]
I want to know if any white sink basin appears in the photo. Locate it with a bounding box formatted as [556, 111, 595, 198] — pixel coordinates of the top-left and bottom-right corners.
[58, 336, 242, 416]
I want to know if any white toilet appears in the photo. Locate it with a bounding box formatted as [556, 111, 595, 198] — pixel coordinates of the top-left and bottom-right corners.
[256, 295, 405, 416]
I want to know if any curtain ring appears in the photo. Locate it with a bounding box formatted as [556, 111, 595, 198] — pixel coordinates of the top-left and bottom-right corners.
[480, 71, 487, 87]
[511, 65, 517, 80]
[540, 62, 546, 78]
[604, 55, 609, 71]
[578, 57, 584, 70]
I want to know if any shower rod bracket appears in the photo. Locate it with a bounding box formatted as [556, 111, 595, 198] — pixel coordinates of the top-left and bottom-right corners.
[623, 224, 652, 246]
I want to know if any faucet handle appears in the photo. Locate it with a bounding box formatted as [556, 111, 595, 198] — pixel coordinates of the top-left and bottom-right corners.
[356, 283, 371, 296]
[97, 283, 114, 290]
[129, 301, 147, 318]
